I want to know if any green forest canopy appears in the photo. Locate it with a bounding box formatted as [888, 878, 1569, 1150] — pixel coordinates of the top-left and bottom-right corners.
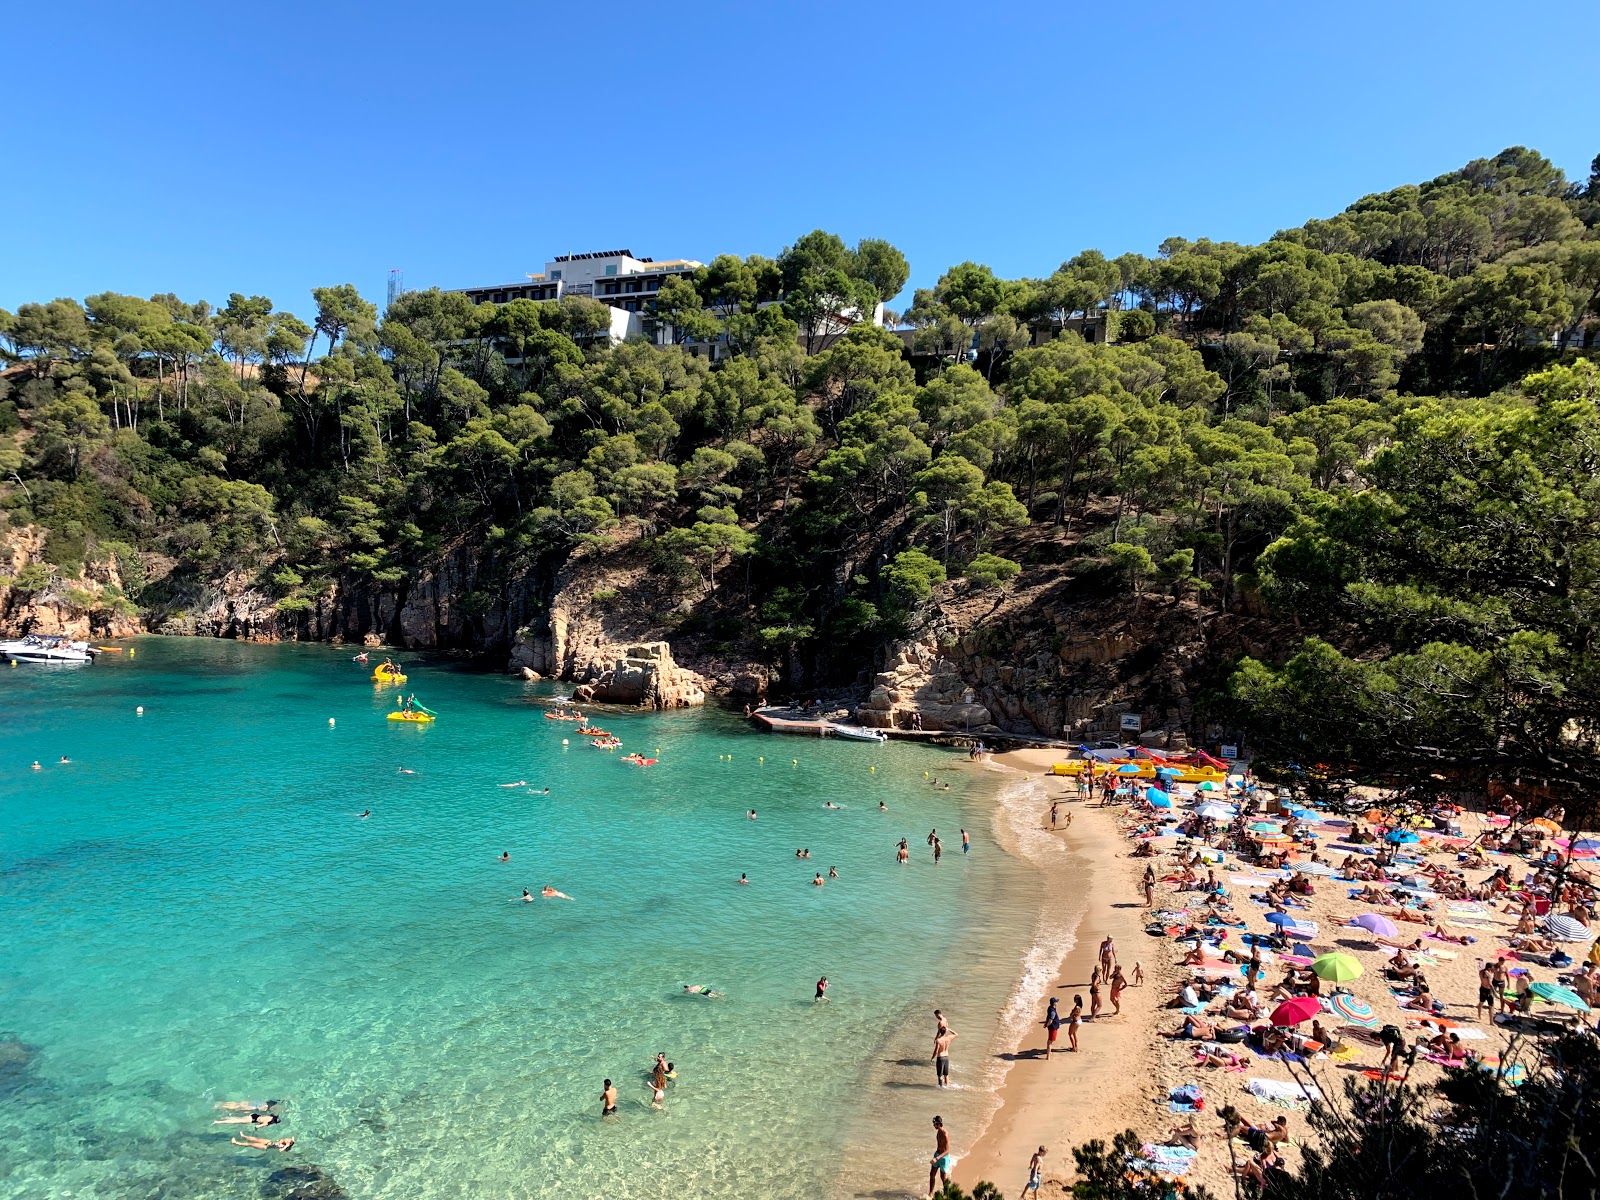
[3, 146, 1600, 789]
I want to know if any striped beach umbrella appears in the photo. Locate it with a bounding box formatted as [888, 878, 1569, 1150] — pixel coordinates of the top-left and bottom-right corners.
[1310, 952, 1362, 982]
[1298, 861, 1335, 876]
[1328, 994, 1378, 1027]
[1352, 913, 1398, 939]
[1543, 914, 1593, 942]
[1197, 780, 1220, 791]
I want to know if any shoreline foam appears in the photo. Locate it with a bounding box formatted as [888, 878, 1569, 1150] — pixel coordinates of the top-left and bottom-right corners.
[955, 748, 1166, 1197]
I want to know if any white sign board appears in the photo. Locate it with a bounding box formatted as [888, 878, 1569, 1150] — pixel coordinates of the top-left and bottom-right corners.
[1219, 744, 1239, 760]
[1119, 713, 1143, 732]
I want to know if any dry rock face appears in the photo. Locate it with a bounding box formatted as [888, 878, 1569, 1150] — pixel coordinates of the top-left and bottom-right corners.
[0, 524, 143, 640]
[856, 643, 997, 732]
[571, 641, 707, 709]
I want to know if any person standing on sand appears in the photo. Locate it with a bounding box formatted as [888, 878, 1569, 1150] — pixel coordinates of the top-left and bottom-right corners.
[1099, 936, 1117, 979]
[1043, 997, 1061, 1058]
[1143, 876, 1156, 907]
[1067, 995, 1083, 1051]
[1050, 801, 1058, 829]
[1110, 966, 1127, 1015]
[932, 1025, 956, 1087]
[1023, 1146, 1046, 1197]
[928, 1116, 952, 1198]
[1089, 976, 1103, 1020]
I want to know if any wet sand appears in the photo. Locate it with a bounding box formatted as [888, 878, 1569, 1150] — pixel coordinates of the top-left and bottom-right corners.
[955, 748, 1165, 1197]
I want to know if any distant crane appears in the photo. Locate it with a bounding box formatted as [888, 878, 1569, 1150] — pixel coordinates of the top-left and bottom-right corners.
[386, 269, 404, 312]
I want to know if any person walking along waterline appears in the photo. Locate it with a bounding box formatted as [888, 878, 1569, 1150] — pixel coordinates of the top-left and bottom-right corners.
[928, 1115, 953, 1199]
[1043, 996, 1060, 1058]
[1022, 1146, 1046, 1197]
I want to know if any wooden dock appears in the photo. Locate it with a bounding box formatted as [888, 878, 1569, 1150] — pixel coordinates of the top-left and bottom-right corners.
[748, 708, 1072, 751]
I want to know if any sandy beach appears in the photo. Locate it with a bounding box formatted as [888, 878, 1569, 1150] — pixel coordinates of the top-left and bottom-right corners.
[957, 747, 1566, 1198]
[956, 748, 1164, 1197]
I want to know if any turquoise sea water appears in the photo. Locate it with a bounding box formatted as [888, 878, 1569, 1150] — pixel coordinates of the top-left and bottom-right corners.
[0, 639, 1046, 1199]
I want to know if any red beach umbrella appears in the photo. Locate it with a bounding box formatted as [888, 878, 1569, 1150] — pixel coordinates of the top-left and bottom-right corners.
[1269, 997, 1320, 1027]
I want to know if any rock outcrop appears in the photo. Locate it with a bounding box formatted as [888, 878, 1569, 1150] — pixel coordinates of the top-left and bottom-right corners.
[0, 524, 144, 640]
[856, 642, 997, 732]
[571, 641, 706, 709]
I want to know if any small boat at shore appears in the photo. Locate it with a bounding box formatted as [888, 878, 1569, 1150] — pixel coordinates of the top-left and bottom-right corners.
[388, 711, 434, 723]
[0, 635, 97, 664]
[827, 724, 888, 743]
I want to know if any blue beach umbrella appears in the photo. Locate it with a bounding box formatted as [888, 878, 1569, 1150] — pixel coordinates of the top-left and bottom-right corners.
[1116, 764, 1143, 775]
[1248, 821, 1281, 833]
[1265, 912, 1298, 927]
[1386, 830, 1420, 845]
[1529, 982, 1590, 1011]
[1146, 788, 1173, 808]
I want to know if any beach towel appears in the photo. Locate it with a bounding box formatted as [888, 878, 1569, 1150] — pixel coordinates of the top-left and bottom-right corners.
[1247, 1078, 1322, 1108]
[1130, 1144, 1197, 1178]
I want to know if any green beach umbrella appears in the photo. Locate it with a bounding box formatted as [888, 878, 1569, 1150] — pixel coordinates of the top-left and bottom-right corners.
[1528, 982, 1591, 1011]
[1198, 781, 1219, 791]
[1310, 952, 1363, 983]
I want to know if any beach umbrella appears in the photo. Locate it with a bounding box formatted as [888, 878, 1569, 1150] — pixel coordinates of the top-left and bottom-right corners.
[1156, 767, 1180, 779]
[1572, 838, 1600, 855]
[1364, 809, 1390, 823]
[1543, 914, 1593, 942]
[1529, 982, 1591, 1011]
[1527, 817, 1562, 834]
[1328, 994, 1378, 1027]
[1197, 804, 1231, 820]
[1351, 913, 1398, 939]
[1269, 997, 1320, 1027]
[1310, 952, 1363, 982]
[1386, 830, 1420, 845]
[1147, 791, 1173, 809]
[1248, 821, 1282, 832]
[1298, 861, 1335, 876]
[1265, 912, 1299, 927]
[1198, 780, 1220, 791]
[1254, 832, 1291, 844]
[1116, 764, 1143, 774]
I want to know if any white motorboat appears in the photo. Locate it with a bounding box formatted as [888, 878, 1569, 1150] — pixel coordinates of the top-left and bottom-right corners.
[828, 723, 888, 743]
[0, 634, 98, 664]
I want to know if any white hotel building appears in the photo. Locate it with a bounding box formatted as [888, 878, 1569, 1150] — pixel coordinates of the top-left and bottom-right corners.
[455, 250, 703, 345]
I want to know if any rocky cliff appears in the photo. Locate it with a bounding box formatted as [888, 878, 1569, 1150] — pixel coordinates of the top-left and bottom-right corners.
[0, 525, 143, 640]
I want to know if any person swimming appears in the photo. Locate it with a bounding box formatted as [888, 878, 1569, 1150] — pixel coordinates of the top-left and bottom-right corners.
[216, 1101, 280, 1113]
[522, 889, 534, 902]
[738, 873, 748, 885]
[397, 768, 415, 775]
[499, 852, 510, 862]
[828, 866, 838, 878]
[499, 781, 527, 788]
[213, 1112, 280, 1126]
[879, 801, 888, 811]
[542, 885, 573, 900]
[231, 1135, 295, 1152]
[813, 873, 824, 886]
[683, 984, 722, 997]
[358, 810, 370, 819]
[824, 801, 842, 809]
[748, 809, 758, 819]
[58, 756, 69, 764]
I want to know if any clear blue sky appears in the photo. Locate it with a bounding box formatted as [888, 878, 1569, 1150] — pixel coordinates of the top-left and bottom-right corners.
[4, 0, 1593, 316]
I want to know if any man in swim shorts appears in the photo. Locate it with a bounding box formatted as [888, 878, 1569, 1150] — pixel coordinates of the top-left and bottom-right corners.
[601, 1079, 617, 1115]
[815, 976, 829, 1001]
[928, 1116, 952, 1198]
[932, 1025, 956, 1088]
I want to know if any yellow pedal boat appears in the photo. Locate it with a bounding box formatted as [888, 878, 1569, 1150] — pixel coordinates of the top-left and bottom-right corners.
[373, 670, 407, 684]
[387, 711, 434, 723]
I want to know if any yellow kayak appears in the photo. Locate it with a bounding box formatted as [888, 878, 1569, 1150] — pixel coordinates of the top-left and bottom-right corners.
[387, 711, 434, 723]
[373, 670, 407, 684]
